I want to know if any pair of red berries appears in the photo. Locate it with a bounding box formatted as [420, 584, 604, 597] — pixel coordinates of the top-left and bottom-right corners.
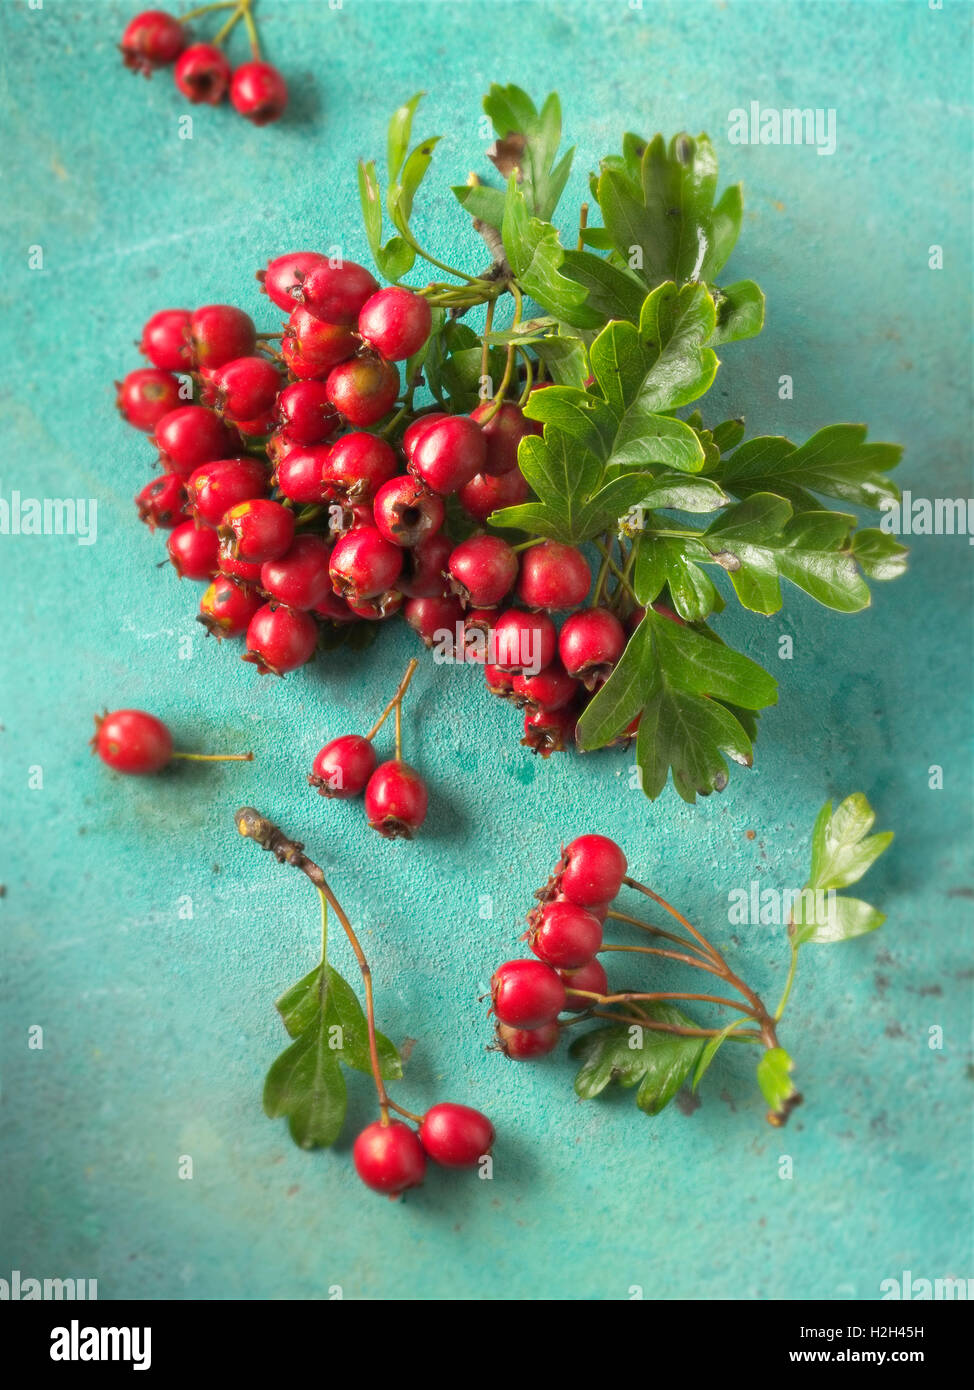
[490, 834, 628, 1057]
[310, 735, 428, 840]
[354, 1103, 495, 1197]
[120, 8, 288, 125]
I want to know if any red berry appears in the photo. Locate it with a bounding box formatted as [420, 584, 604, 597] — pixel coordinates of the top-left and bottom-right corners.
[258, 251, 328, 312]
[197, 576, 262, 639]
[402, 412, 448, 460]
[512, 662, 578, 712]
[517, 540, 590, 611]
[136, 472, 187, 530]
[139, 308, 190, 371]
[462, 608, 495, 663]
[328, 499, 374, 538]
[282, 307, 357, 380]
[484, 662, 515, 698]
[154, 405, 234, 476]
[558, 834, 628, 907]
[329, 524, 402, 600]
[373, 475, 444, 548]
[230, 61, 288, 125]
[313, 589, 357, 624]
[398, 533, 453, 598]
[353, 1120, 426, 1196]
[119, 10, 184, 75]
[522, 704, 577, 757]
[174, 42, 231, 104]
[243, 603, 317, 675]
[187, 456, 269, 527]
[419, 1103, 494, 1168]
[558, 607, 627, 687]
[189, 305, 256, 370]
[404, 594, 464, 650]
[273, 443, 330, 504]
[275, 381, 341, 445]
[208, 356, 282, 422]
[232, 410, 277, 440]
[496, 1020, 560, 1059]
[260, 534, 333, 610]
[325, 432, 398, 502]
[458, 467, 530, 523]
[357, 288, 432, 361]
[116, 368, 182, 431]
[364, 760, 428, 839]
[470, 401, 541, 476]
[447, 535, 518, 608]
[490, 959, 566, 1029]
[293, 260, 379, 326]
[217, 536, 262, 584]
[167, 520, 219, 580]
[220, 498, 295, 564]
[530, 900, 602, 969]
[559, 957, 609, 1012]
[409, 415, 486, 495]
[346, 589, 403, 621]
[92, 709, 172, 774]
[309, 733, 377, 798]
[492, 608, 557, 673]
[325, 356, 399, 426]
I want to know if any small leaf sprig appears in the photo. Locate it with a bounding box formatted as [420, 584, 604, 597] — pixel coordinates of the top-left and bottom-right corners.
[489, 794, 892, 1126]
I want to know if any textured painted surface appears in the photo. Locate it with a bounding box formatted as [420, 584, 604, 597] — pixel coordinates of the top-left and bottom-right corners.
[1, 0, 971, 1301]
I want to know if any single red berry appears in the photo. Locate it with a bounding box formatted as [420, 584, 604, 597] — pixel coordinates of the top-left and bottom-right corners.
[292, 260, 379, 326]
[559, 957, 609, 1012]
[313, 589, 357, 624]
[188, 305, 256, 370]
[541, 892, 610, 924]
[153, 405, 234, 476]
[517, 540, 590, 611]
[92, 709, 173, 774]
[220, 498, 295, 564]
[419, 1103, 494, 1169]
[167, 520, 219, 580]
[257, 251, 328, 312]
[558, 834, 628, 907]
[404, 594, 464, 650]
[232, 410, 277, 440]
[447, 534, 518, 608]
[373, 475, 444, 548]
[492, 608, 557, 673]
[282, 306, 357, 380]
[470, 401, 541, 476]
[187, 456, 269, 527]
[197, 576, 262, 639]
[490, 959, 566, 1029]
[409, 415, 486, 495]
[398, 532, 453, 598]
[522, 704, 577, 757]
[512, 662, 578, 713]
[275, 381, 341, 445]
[174, 42, 231, 103]
[495, 1020, 560, 1059]
[273, 443, 330, 504]
[243, 603, 318, 675]
[461, 608, 495, 664]
[260, 534, 333, 610]
[349, 588, 404, 620]
[458, 467, 530, 523]
[208, 356, 282, 422]
[217, 536, 262, 584]
[327, 499, 374, 538]
[529, 900, 603, 969]
[484, 662, 515, 698]
[558, 607, 626, 687]
[230, 61, 288, 125]
[139, 308, 190, 371]
[402, 412, 448, 460]
[329, 524, 402, 599]
[119, 10, 184, 75]
[136, 472, 187, 530]
[357, 287, 432, 361]
[309, 733, 377, 798]
[325, 432, 398, 502]
[364, 760, 428, 839]
[325, 356, 399, 426]
[116, 368, 182, 431]
[353, 1120, 426, 1196]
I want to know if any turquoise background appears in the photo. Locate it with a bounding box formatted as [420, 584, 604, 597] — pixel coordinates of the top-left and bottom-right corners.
[1, 0, 971, 1301]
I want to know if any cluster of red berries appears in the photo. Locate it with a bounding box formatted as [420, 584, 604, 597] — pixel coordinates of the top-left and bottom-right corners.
[488, 834, 628, 1059]
[354, 1102, 494, 1198]
[120, 6, 288, 126]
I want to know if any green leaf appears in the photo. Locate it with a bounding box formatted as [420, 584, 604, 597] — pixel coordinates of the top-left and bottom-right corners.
[705, 182, 744, 280]
[710, 417, 746, 454]
[850, 528, 909, 581]
[322, 967, 402, 1081]
[633, 534, 723, 622]
[709, 280, 765, 345]
[501, 179, 596, 325]
[374, 236, 415, 283]
[692, 1016, 753, 1091]
[275, 965, 323, 1039]
[570, 1004, 704, 1115]
[357, 160, 382, 255]
[452, 181, 508, 230]
[720, 424, 902, 513]
[807, 793, 894, 892]
[803, 896, 886, 944]
[635, 474, 729, 514]
[529, 333, 589, 387]
[483, 85, 574, 220]
[560, 248, 648, 323]
[756, 1047, 800, 1120]
[263, 1012, 347, 1150]
[507, 430, 603, 543]
[387, 92, 425, 183]
[388, 135, 441, 236]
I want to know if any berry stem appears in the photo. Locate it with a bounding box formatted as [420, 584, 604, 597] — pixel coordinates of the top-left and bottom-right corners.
[590, 536, 613, 607]
[365, 658, 419, 741]
[605, 907, 713, 962]
[576, 202, 589, 251]
[568, 984, 755, 1015]
[516, 348, 535, 406]
[170, 750, 254, 762]
[589, 1006, 763, 1042]
[593, 540, 637, 602]
[178, 1, 239, 22]
[598, 940, 731, 982]
[211, 2, 246, 46]
[386, 1098, 423, 1124]
[622, 876, 724, 967]
[240, 0, 261, 60]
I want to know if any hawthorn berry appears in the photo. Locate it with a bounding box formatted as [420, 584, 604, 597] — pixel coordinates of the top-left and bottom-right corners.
[353, 1120, 426, 1196]
[495, 1020, 560, 1059]
[92, 709, 172, 774]
[329, 524, 402, 599]
[325, 356, 399, 427]
[167, 520, 219, 580]
[187, 456, 269, 527]
[447, 535, 518, 608]
[217, 536, 263, 584]
[357, 287, 432, 361]
[470, 400, 541, 476]
[174, 43, 231, 104]
[220, 498, 295, 564]
[522, 703, 577, 757]
[243, 602, 318, 675]
[208, 356, 282, 422]
[457, 466, 530, 523]
[373, 475, 444, 548]
[313, 589, 357, 624]
[188, 304, 256, 370]
[404, 595, 464, 650]
[346, 590, 404, 621]
[116, 368, 182, 431]
[517, 540, 590, 610]
[198, 576, 262, 639]
[559, 956, 609, 1012]
[282, 307, 357, 379]
[397, 533, 453, 598]
[461, 608, 495, 663]
[275, 381, 341, 445]
[558, 834, 628, 907]
[136, 472, 187, 530]
[292, 259, 379, 326]
[325, 432, 398, 502]
[409, 415, 486, 495]
[230, 61, 288, 125]
[558, 607, 626, 687]
[139, 308, 190, 371]
[328, 499, 374, 538]
[154, 405, 234, 476]
[260, 534, 333, 610]
[309, 734, 377, 798]
[484, 662, 515, 698]
[419, 1103, 494, 1168]
[273, 444, 330, 504]
[511, 663, 578, 713]
[529, 900, 603, 969]
[119, 10, 185, 75]
[402, 411, 448, 460]
[490, 959, 566, 1029]
[258, 251, 328, 312]
[364, 760, 428, 839]
[492, 608, 557, 673]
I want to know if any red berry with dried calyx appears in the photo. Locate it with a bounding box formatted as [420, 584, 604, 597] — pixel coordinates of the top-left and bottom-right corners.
[119, 10, 185, 75]
[558, 607, 626, 687]
[187, 456, 269, 527]
[458, 465, 530, 523]
[346, 589, 403, 621]
[139, 308, 190, 371]
[174, 43, 231, 104]
[409, 415, 486, 495]
[117, 368, 182, 431]
[419, 1103, 494, 1168]
[491, 959, 566, 1029]
[373, 475, 444, 548]
[292, 260, 379, 326]
[325, 432, 398, 502]
[220, 498, 295, 564]
[492, 608, 557, 673]
[92, 709, 173, 773]
[558, 834, 628, 907]
[188, 304, 256, 370]
[470, 400, 541, 476]
[275, 381, 341, 446]
[282, 307, 357, 380]
[404, 594, 464, 650]
[198, 576, 262, 639]
[260, 534, 333, 610]
[353, 1121, 426, 1196]
[136, 473, 187, 530]
[258, 251, 328, 312]
[496, 1020, 560, 1059]
[364, 760, 428, 839]
[154, 406, 234, 476]
[398, 533, 453, 598]
[218, 536, 262, 584]
[273, 444, 330, 505]
[357, 287, 432, 361]
[208, 356, 281, 422]
[329, 524, 402, 600]
[167, 520, 219, 580]
[309, 734, 377, 798]
[522, 703, 577, 757]
[325, 356, 399, 427]
[484, 662, 515, 698]
[447, 534, 518, 608]
[230, 61, 288, 125]
[512, 662, 578, 713]
[243, 603, 318, 675]
[517, 539, 590, 611]
[560, 956, 609, 1012]
[529, 899, 603, 969]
